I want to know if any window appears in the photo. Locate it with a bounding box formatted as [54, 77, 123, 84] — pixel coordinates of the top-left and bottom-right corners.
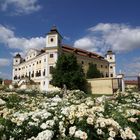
[19, 68, 21, 70]
[14, 75, 17, 80]
[44, 58, 46, 62]
[50, 38, 54, 42]
[110, 57, 112, 59]
[43, 69, 46, 76]
[29, 72, 31, 78]
[37, 61, 38, 64]
[32, 71, 34, 77]
[50, 54, 54, 58]
[81, 61, 84, 64]
[16, 60, 18, 62]
[110, 74, 113, 77]
[35, 70, 41, 77]
[101, 65, 103, 68]
[110, 66, 113, 69]
[106, 73, 108, 77]
[49, 66, 53, 74]
[105, 66, 108, 69]
[36, 70, 41, 77]
[39, 70, 41, 76]
[43, 81, 45, 85]
[15, 68, 17, 71]
[39, 60, 41, 63]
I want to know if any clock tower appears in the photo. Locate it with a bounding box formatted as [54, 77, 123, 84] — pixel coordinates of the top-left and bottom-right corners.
[46, 25, 63, 48]
[105, 50, 116, 77]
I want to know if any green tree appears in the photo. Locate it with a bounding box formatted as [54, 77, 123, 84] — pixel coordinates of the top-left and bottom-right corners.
[51, 53, 87, 92]
[86, 63, 101, 78]
[0, 78, 3, 84]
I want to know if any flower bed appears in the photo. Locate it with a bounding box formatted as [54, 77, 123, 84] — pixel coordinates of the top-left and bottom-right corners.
[0, 89, 140, 140]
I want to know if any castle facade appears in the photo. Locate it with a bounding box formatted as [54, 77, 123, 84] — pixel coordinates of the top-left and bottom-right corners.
[12, 26, 116, 91]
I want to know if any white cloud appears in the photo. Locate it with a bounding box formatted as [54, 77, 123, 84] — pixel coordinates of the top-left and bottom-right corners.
[74, 37, 102, 53]
[0, 58, 11, 67]
[0, 0, 41, 15]
[74, 23, 140, 54]
[124, 57, 140, 76]
[63, 36, 71, 41]
[0, 25, 46, 54]
[0, 25, 14, 43]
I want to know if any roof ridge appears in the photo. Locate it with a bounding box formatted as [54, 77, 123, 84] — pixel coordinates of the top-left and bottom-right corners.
[62, 44, 104, 58]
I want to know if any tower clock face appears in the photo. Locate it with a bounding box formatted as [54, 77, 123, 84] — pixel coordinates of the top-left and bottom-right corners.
[48, 36, 56, 44]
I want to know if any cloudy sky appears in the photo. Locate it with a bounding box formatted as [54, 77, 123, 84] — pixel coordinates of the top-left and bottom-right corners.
[0, 0, 140, 79]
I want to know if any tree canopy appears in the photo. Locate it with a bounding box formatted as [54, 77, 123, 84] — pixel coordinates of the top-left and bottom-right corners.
[86, 63, 101, 78]
[51, 53, 87, 92]
[0, 78, 3, 84]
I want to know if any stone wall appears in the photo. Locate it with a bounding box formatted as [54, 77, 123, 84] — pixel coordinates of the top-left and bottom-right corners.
[87, 78, 119, 95]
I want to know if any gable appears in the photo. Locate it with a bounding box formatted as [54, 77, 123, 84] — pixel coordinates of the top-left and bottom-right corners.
[25, 49, 40, 61]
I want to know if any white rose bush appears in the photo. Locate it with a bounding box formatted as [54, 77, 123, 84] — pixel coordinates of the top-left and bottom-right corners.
[0, 88, 140, 140]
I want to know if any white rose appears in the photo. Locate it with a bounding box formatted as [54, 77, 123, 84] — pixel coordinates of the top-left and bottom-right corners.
[69, 126, 76, 136]
[100, 122, 105, 128]
[87, 117, 94, 125]
[108, 137, 114, 140]
[109, 131, 116, 138]
[97, 129, 103, 135]
[40, 123, 47, 129]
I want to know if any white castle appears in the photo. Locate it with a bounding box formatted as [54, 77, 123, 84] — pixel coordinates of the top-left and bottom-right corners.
[12, 26, 116, 91]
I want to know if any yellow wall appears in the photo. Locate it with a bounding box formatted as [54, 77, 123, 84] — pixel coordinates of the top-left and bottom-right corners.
[87, 78, 119, 95]
[63, 51, 109, 77]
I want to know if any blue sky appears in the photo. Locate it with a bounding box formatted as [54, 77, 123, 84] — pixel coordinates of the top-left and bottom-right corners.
[0, 0, 140, 79]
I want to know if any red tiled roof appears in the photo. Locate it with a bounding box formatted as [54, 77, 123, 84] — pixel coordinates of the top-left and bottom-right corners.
[62, 44, 106, 60]
[3, 80, 12, 85]
[125, 80, 138, 85]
